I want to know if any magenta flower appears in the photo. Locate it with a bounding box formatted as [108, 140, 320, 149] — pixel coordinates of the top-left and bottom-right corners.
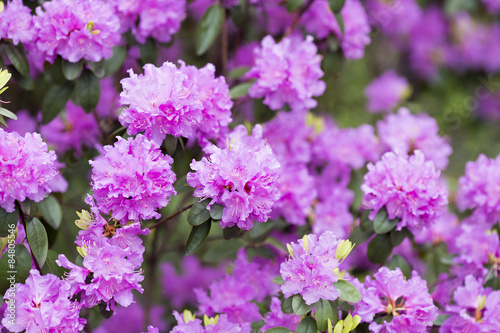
[361, 150, 448, 232]
[456, 154, 500, 225]
[313, 184, 354, 238]
[365, 0, 422, 39]
[33, 0, 121, 63]
[246, 35, 326, 111]
[94, 303, 166, 333]
[0, 129, 60, 212]
[171, 311, 249, 333]
[89, 134, 176, 222]
[377, 108, 452, 170]
[1, 270, 86, 332]
[365, 71, 411, 113]
[280, 231, 343, 305]
[261, 297, 301, 332]
[0, 0, 35, 45]
[187, 125, 280, 230]
[353, 267, 438, 332]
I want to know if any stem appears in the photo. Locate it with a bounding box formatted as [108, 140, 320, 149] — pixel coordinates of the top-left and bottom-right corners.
[15, 201, 42, 272]
[149, 204, 193, 230]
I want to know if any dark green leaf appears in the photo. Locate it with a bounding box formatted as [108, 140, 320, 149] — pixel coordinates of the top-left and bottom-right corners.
[223, 225, 240, 240]
[209, 204, 223, 220]
[201, 239, 244, 264]
[281, 296, 294, 314]
[184, 220, 211, 255]
[99, 301, 114, 319]
[273, 275, 285, 285]
[187, 199, 211, 226]
[296, 316, 317, 333]
[387, 255, 411, 278]
[230, 0, 246, 26]
[41, 83, 75, 124]
[359, 210, 374, 233]
[196, 4, 224, 56]
[26, 217, 48, 267]
[4, 44, 29, 77]
[328, 0, 346, 12]
[41, 250, 68, 278]
[228, 66, 250, 79]
[7, 65, 35, 90]
[104, 46, 127, 76]
[164, 135, 178, 156]
[249, 220, 275, 241]
[0, 206, 18, 238]
[334, 12, 344, 35]
[139, 38, 158, 66]
[37, 195, 62, 230]
[88, 60, 106, 79]
[315, 298, 335, 332]
[292, 294, 314, 315]
[174, 176, 192, 194]
[62, 60, 83, 80]
[390, 228, 410, 247]
[230, 82, 253, 99]
[0, 245, 31, 294]
[367, 233, 393, 264]
[373, 209, 398, 234]
[287, 0, 306, 12]
[334, 279, 362, 303]
[264, 328, 292, 333]
[349, 226, 372, 245]
[75, 70, 100, 113]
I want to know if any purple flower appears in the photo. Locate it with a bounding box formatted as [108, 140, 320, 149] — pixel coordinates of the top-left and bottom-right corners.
[187, 125, 280, 230]
[1, 270, 86, 332]
[33, 0, 121, 63]
[89, 134, 176, 222]
[246, 35, 326, 111]
[377, 108, 452, 170]
[361, 150, 448, 232]
[353, 267, 438, 332]
[365, 71, 411, 113]
[171, 311, 250, 333]
[40, 101, 100, 156]
[441, 275, 500, 332]
[482, 0, 500, 12]
[261, 297, 301, 332]
[94, 303, 166, 333]
[365, 0, 422, 39]
[5, 110, 37, 136]
[456, 154, 500, 225]
[0, 0, 36, 45]
[0, 129, 60, 212]
[143, 326, 159, 333]
[333, 0, 371, 60]
[280, 231, 344, 305]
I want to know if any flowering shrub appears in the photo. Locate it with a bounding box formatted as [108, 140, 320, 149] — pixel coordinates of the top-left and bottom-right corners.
[2, 1, 500, 333]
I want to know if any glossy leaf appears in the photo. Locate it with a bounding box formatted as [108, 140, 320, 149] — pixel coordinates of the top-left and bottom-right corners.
[223, 225, 240, 240]
[209, 204, 223, 220]
[315, 298, 335, 332]
[281, 296, 294, 314]
[62, 60, 83, 80]
[292, 294, 314, 315]
[196, 4, 224, 56]
[373, 209, 398, 234]
[230, 82, 253, 99]
[37, 195, 62, 230]
[296, 316, 317, 333]
[287, 0, 306, 12]
[4, 44, 29, 77]
[0, 245, 31, 294]
[387, 255, 412, 278]
[334, 279, 362, 303]
[273, 275, 285, 285]
[264, 328, 292, 333]
[187, 199, 211, 226]
[367, 233, 393, 264]
[41, 250, 68, 278]
[184, 220, 211, 255]
[390, 228, 410, 247]
[41, 83, 75, 124]
[0, 206, 18, 238]
[26, 217, 48, 267]
[329, 0, 346, 12]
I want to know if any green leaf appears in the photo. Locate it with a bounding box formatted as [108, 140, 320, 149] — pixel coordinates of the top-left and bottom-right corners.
[228, 66, 250, 79]
[334, 279, 362, 303]
[373, 209, 399, 234]
[75, 70, 100, 113]
[264, 328, 291, 333]
[349, 226, 372, 245]
[196, 4, 224, 56]
[367, 233, 393, 264]
[223, 225, 240, 240]
[0, 108, 16, 120]
[287, 0, 306, 12]
[139, 38, 158, 66]
[41, 83, 75, 124]
[230, 82, 253, 99]
[359, 210, 374, 233]
[0, 206, 19, 238]
[104, 46, 127, 76]
[187, 199, 211, 226]
[88, 60, 106, 79]
[249, 220, 275, 241]
[4, 44, 29, 77]
[7, 65, 35, 90]
[174, 176, 192, 194]
[328, 0, 346, 12]
[296, 316, 318, 333]
[62, 60, 83, 81]
[209, 204, 223, 220]
[202, 239, 244, 264]
[273, 275, 285, 285]
[281, 296, 294, 314]
[315, 298, 335, 332]
[37, 195, 62, 230]
[433, 314, 450, 327]
[26, 217, 48, 267]
[0, 245, 31, 294]
[230, 0, 247, 26]
[184, 220, 211, 255]
[334, 12, 344, 35]
[292, 294, 314, 315]
[41, 250, 68, 278]
[390, 228, 410, 247]
[164, 135, 178, 156]
[387, 255, 411, 278]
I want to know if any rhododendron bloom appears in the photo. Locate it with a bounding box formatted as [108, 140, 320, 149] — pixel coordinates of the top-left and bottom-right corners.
[365, 71, 411, 113]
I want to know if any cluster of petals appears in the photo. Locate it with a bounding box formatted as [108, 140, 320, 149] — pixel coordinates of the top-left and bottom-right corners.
[0, 128, 60, 212]
[89, 134, 176, 222]
[456, 153, 500, 225]
[0, 0, 36, 45]
[365, 0, 422, 39]
[441, 275, 500, 332]
[1, 270, 86, 332]
[353, 267, 438, 332]
[187, 125, 280, 230]
[246, 35, 326, 111]
[119, 61, 231, 144]
[377, 108, 452, 170]
[261, 297, 301, 332]
[171, 312, 248, 333]
[361, 150, 449, 232]
[33, 0, 121, 63]
[279, 231, 343, 305]
[365, 71, 411, 113]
